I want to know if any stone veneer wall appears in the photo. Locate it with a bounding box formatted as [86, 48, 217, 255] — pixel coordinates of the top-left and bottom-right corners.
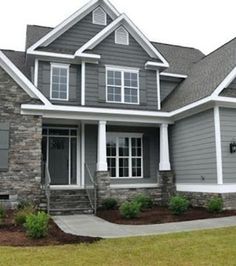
[0, 67, 42, 208]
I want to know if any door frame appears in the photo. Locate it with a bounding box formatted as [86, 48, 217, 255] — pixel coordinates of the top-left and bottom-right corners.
[43, 126, 81, 187]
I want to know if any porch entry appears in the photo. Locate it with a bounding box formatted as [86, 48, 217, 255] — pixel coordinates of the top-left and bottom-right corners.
[42, 127, 79, 186]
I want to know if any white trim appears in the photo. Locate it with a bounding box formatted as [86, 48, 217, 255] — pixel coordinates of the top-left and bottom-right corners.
[0, 51, 51, 106]
[176, 184, 236, 193]
[97, 121, 108, 171]
[110, 184, 158, 189]
[145, 61, 169, 70]
[50, 63, 70, 101]
[106, 66, 140, 105]
[115, 26, 129, 45]
[81, 61, 85, 106]
[29, 50, 75, 59]
[156, 70, 161, 110]
[160, 72, 188, 79]
[76, 126, 81, 187]
[214, 106, 223, 185]
[81, 122, 85, 187]
[92, 7, 107, 26]
[50, 185, 84, 190]
[27, 0, 119, 53]
[34, 59, 39, 87]
[159, 124, 171, 171]
[75, 14, 169, 66]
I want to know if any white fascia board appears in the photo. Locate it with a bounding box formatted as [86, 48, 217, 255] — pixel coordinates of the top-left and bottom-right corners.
[27, 0, 120, 53]
[145, 61, 168, 69]
[0, 51, 51, 106]
[76, 13, 169, 66]
[177, 184, 236, 193]
[27, 50, 75, 59]
[216, 96, 236, 105]
[160, 72, 188, 79]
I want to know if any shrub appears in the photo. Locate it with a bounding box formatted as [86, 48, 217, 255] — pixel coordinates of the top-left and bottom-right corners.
[207, 197, 223, 213]
[0, 204, 5, 224]
[101, 198, 118, 210]
[25, 212, 50, 239]
[169, 196, 190, 215]
[17, 200, 34, 210]
[119, 201, 141, 219]
[133, 194, 153, 210]
[15, 206, 35, 226]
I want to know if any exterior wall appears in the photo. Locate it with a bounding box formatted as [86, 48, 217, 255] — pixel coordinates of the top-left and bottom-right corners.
[38, 61, 81, 105]
[85, 32, 160, 111]
[40, 9, 113, 54]
[220, 108, 236, 183]
[0, 67, 42, 208]
[220, 78, 236, 97]
[84, 125, 159, 185]
[160, 77, 181, 102]
[170, 109, 217, 184]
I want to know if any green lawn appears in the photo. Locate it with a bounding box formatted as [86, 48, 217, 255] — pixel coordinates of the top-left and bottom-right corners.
[1, 227, 236, 266]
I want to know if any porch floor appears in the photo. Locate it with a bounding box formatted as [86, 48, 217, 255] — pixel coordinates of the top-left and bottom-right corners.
[53, 215, 236, 238]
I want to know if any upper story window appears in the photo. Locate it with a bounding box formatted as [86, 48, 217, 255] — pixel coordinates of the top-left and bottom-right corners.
[93, 7, 107, 25]
[106, 67, 139, 104]
[115, 26, 129, 45]
[50, 63, 69, 101]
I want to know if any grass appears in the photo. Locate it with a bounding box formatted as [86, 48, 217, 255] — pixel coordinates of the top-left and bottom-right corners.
[1, 227, 236, 266]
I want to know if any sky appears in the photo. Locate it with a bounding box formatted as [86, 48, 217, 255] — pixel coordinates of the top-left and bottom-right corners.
[0, 0, 236, 55]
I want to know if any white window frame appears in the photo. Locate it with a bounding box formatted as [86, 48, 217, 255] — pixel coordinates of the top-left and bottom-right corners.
[92, 7, 107, 26]
[115, 26, 129, 45]
[107, 132, 143, 179]
[106, 66, 140, 105]
[50, 63, 70, 101]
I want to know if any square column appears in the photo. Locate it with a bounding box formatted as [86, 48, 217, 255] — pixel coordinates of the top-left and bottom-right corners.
[97, 121, 108, 171]
[159, 123, 171, 171]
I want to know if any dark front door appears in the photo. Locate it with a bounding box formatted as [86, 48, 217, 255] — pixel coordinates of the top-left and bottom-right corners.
[49, 137, 69, 185]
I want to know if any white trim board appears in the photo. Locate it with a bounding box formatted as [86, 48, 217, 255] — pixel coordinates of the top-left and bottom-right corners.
[27, 0, 120, 53]
[177, 184, 236, 193]
[110, 184, 158, 189]
[0, 51, 51, 106]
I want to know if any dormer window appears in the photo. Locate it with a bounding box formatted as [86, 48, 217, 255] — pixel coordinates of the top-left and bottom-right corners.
[93, 7, 107, 25]
[115, 26, 129, 45]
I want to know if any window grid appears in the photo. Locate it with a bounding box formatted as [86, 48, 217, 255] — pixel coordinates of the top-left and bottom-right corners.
[107, 134, 143, 178]
[50, 64, 69, 101]
[106, 68, 139, 105]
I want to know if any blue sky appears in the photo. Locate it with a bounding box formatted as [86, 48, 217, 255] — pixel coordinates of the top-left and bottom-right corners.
[0, 0, 235, 55]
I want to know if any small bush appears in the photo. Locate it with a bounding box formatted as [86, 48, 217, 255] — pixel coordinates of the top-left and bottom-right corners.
[102, 198, 118, 210]
[25, 212, 50, 239]
[119, 201, 141, 219]
[207, 197, 223, 213]
[17, 200, 34, 210]
[133, 194, 153, 210]
[15, 206, 35, 226]
[0, 204, 5, 224]
[169, 196, 190, 215]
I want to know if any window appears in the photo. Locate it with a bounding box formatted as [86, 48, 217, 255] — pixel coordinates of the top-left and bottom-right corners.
[106, 67, 139, 104]
[107, 133, 143, 178]
[93, 7, 107, 25]
[50, 63, 69, 101]
[115, 26, 129, 45]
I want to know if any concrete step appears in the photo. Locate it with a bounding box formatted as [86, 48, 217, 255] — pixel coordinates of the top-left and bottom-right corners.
[49, 207, 94, 216]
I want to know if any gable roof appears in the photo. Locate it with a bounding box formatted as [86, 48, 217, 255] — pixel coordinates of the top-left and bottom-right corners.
[162, 37, 236, 112]
[76, 14, 169, 66]
[27, 0, 119, 54]
[0, 50, 51, 106]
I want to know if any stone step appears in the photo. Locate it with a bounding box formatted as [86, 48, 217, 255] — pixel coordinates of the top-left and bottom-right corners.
[49, 208, 94, 216]
[49, 189, 88, 196]
[50, 201, 91, 210]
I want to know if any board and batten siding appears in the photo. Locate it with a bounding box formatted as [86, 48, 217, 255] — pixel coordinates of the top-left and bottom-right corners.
[85, 32, 160, 111]
[170, 109, 217, 184]
[84, 125, 159, 185]
[38, 61, 81, 105]
[40, 10, 113, 54]
[220, 108, 236, 183]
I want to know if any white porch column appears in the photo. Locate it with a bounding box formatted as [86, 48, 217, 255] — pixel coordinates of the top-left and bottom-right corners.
[159, 123, 171, 171]
[97, 121, 108, 171]
[81, 61, 85, 106]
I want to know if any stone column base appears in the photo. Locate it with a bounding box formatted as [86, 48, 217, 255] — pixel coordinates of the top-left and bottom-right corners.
[159, 171, 176, 206]
[96, 171, 111, 207]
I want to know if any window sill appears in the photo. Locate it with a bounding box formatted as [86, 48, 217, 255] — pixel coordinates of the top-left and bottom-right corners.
[110, 184, 159, 189]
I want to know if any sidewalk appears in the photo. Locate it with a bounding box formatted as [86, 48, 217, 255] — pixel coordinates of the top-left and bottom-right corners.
[53, 215, 236, 238]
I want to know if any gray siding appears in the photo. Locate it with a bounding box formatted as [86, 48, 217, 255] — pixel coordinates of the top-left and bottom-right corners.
[40, 10, 113, 54]
[38, 61, 81, 105]
[160, 77, 182, 102]
[220, 78, 236, 97]
[170, 109, 217, 184]
[84, 125, 159, 185]
[220, 108, 236, 183]
[85, 32, 160, 111]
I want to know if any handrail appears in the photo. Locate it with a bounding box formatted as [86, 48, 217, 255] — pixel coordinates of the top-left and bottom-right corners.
[44, 162, 51, 215]
[84, 163, 97, 214]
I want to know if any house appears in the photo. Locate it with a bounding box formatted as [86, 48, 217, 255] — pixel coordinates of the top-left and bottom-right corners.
[1, 0, 236, 214]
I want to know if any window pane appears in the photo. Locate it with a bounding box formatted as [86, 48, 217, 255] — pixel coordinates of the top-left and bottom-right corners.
[124, 88, 138, 103]
[51, 66, 68, 100]
[53, 68, 60, 75]
[107, 86, 121, 102]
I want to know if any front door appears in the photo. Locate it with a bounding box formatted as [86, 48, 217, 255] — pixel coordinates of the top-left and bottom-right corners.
[42, 127, 79, 186]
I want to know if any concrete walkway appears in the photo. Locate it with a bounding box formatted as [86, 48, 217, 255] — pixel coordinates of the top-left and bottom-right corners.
[53, 215, 236, 238]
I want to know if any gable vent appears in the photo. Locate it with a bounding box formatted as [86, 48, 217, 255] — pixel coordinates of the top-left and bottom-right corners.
[115, 26, 129, 45]
[93, 7, 107, 26]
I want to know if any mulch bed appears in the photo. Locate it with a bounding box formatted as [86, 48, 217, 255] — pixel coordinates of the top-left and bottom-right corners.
[0, 210, 100, 247]
[97, 206, 236, 225]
